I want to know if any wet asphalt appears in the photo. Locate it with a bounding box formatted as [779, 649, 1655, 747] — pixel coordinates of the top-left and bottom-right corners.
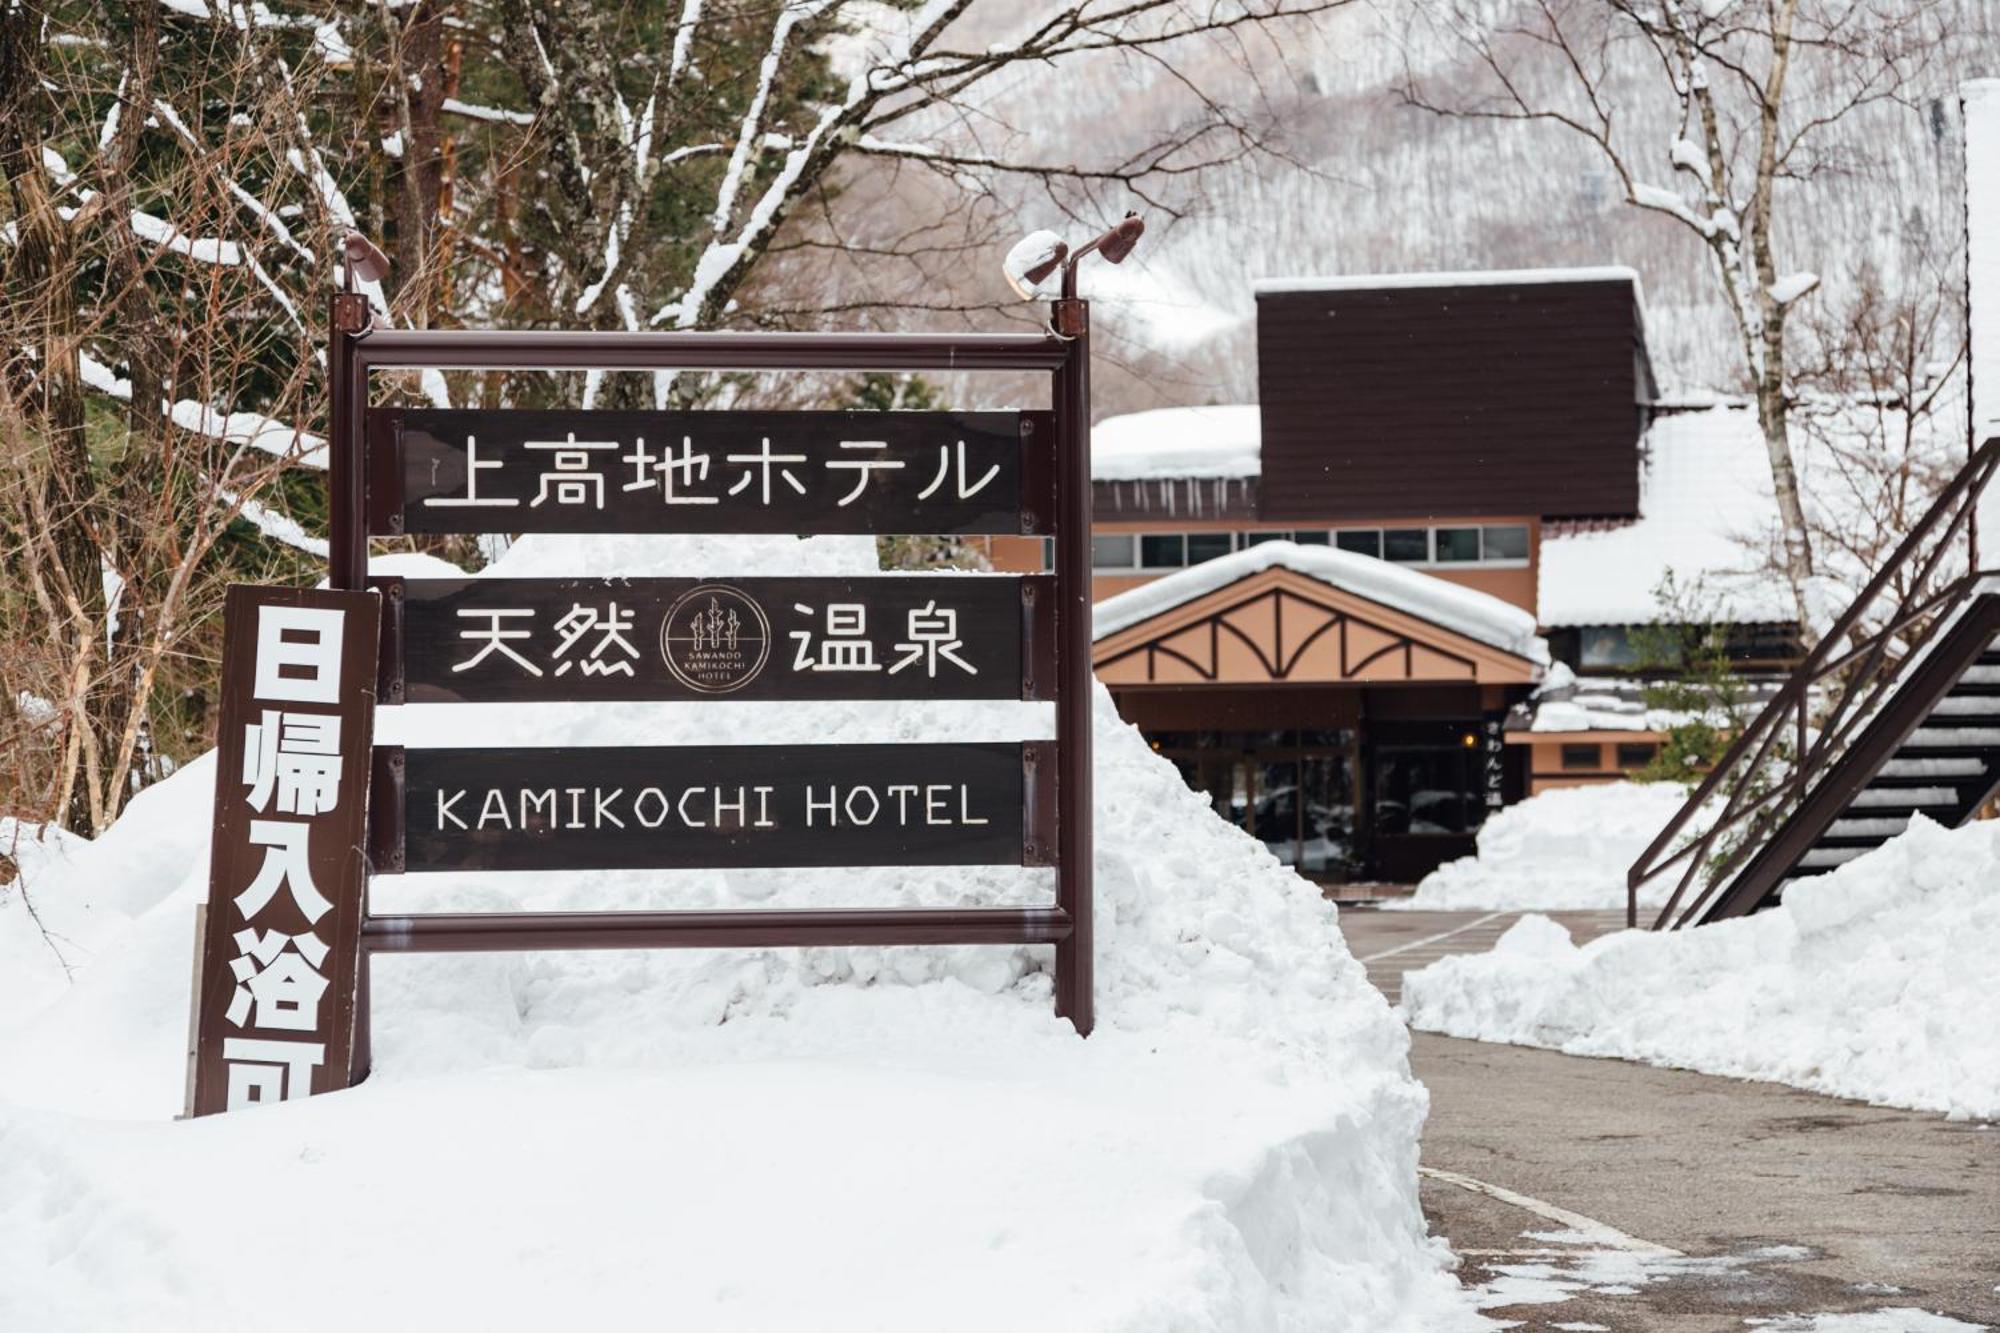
[1339, 907, 2000, 1331]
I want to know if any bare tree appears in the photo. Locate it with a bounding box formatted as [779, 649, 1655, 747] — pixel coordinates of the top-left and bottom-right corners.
[1399, 0, 1947, 643]
[1786, 238, 1968, 625]
[0, 0, 1342, 830]
[1, 3, 355, 831]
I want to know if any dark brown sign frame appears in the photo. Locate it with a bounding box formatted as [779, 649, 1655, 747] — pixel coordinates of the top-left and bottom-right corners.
[317, 301, 1098, 1087]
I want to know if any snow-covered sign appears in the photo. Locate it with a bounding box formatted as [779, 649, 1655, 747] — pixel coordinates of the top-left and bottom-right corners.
[392, 575, 1049, 704]
[189, 586, 379, 1116]
[310, 312, 1101, 1048]
[384, 409, 1053, 536]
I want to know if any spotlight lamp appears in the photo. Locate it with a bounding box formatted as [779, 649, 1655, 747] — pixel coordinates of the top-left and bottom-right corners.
[1000, 211, 1146, 305]
[342, 231, 391, 288]
[1002, 230, 1070, 300]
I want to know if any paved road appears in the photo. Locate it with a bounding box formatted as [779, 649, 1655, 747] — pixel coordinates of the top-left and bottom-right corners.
[1341, 908, 2000, 1331]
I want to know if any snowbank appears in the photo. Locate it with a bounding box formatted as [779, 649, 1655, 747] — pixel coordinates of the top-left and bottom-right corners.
[1393, 782, 1688, 911]
[1402, 815, 2000, 1120]
[0, 533, 1479, 1332]
[1094, 539, 1549, 666]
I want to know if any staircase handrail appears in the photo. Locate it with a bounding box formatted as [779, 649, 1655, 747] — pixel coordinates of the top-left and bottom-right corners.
[1627, 435, 2000, 929]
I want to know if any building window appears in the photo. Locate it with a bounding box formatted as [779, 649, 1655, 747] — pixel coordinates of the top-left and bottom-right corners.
[1482, 524, 1530, 561]
[1560, 743, 1603, 771]
[1092, 533, 1136, 569]
[1103, 523, 1536, 574]
[1434, 527, 1481, 562]
[1580, 627, 1643, 669]
[1336, 529, 1382, 558]
[1384, 528, 1430, 563]
[1616, 742, 1657, 770]
[1186, 531, 1233, 563]
[1139, 533, 1186, 568]
[1373, 746, 1485, 834]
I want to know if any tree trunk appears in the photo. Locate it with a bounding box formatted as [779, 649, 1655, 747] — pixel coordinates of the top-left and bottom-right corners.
[1, 4, 102, 829]
[1755, 344, 1817, 645]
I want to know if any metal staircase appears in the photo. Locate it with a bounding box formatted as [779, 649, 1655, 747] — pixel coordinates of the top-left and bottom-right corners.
[1629, 437, 2000, 930]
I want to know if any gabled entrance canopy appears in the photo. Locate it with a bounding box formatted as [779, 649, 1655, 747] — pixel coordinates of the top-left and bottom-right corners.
[1092, 543, 1547, 687]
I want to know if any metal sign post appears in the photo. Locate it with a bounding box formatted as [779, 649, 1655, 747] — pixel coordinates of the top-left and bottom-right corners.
[190, 243, 1108, 1115]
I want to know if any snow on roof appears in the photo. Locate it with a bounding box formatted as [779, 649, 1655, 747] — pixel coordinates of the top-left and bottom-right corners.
[1513, 665, 1785, 735]
[1968, 80, 2000, 451]
[1091, 404, 1261, 481]
[1252, 266, 1642, 296]
[1093, 539, 1550, 666]
[1539, 405, 1789, 628]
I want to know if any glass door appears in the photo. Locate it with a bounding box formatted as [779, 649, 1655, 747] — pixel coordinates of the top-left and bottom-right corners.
[1250, 758, 1301, 867]
[1154, 728, 1360, 882]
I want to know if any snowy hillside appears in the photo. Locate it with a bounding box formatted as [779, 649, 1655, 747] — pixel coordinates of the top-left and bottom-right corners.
[0, 533, 1485, 1332]
[836, 2, 1999, 411]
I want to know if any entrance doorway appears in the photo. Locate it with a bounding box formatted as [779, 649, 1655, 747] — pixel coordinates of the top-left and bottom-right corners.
[1150, 730, 1362, 881]
[1364, 719, 1492, 882]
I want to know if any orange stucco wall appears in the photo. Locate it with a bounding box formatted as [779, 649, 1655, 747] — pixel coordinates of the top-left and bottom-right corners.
[1509, 732, 1662, 795]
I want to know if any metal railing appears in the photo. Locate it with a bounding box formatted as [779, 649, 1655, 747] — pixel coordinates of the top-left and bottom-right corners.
[1628, 436, 2000, 930]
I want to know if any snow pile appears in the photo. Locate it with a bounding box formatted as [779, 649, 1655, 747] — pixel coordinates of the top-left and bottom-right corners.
[0, 532, 1480, 1332]
[1094, 539, 1550, 665]
[1091, 403, 1261, 480]
[1402, 815, 2000, 1120]
[1394, 782, 1689, 911]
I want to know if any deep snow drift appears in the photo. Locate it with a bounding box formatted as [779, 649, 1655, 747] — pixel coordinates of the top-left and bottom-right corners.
[0, 533, 1481, 1332]
[1393, 782, 1688, 911]
[1402, 815, 2000, 1120]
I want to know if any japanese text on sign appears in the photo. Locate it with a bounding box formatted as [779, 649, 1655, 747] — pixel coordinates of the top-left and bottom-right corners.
[394, 576, 1047, 704]
[226, 606, 347, 1106]
[389, 410, 1050, 536]
[191, 588, 378, 1117]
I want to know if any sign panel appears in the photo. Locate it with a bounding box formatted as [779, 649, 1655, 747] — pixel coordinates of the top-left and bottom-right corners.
[380, 409, 1051, 536]
[191, 586, 379, 1115]
[399, 743, 1042, 872]
[390, 575, 1051, 704]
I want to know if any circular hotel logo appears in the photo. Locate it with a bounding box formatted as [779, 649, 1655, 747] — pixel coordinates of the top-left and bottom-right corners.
[660, 584, 771, 694]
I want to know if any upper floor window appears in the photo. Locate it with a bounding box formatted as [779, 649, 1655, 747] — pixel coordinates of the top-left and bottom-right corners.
[1382, 528, 1428, 562]
[1089, 523, 1533, 572]
[1434, 528, 1482, 562]
[1336, 530, 1381, 559]
[1186, 532, 1233, 563]
[1140, 534, 1185, 569]
[1092, 533, 1136, 569]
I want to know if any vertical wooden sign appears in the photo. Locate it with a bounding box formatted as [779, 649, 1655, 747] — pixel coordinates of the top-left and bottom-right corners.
[189, 586, 380, 1116]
